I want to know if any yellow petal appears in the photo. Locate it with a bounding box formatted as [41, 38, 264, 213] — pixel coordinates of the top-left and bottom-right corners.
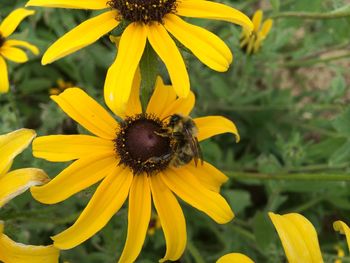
[0, 168, 49, 208]
[0, 222, 59, 263]
[334, 221, 350, 252]
[184, 161, 228, 192]
[1, 46, 28, 63]
[268, 212, 324, 263]
[176, 0, 253, 32]
[0, 129, 36, 175]
[253, 35, 262, 54]
[161, 168, 234, 224]
[146, 76, 177, 117]
[51, 88, 119, 140]
[31, 154, 117, 204]
[161, 91, 195, 119]
[146, 74, 194, 120]
[4, 39, 39, 55]
[52, 167, 132, 249]
[252, 10, 263, 32]
[123, 67, 142, 118]
[0, 8, 35, 38]
[26, 0, 108, 9]
[150, 175, 186, 262]
[119, 175, 151, 263]
[217, 253, 254, 263]
[260, 19, 273, 38]
[147, 23, 190, 98]
[194, 116, 240, 142]
[42, 10, 119, 65]
[33, 135, 114, 162]
[164, 14, 232, 72]
[0, 56, 9, 93]
[104, 22, 147, 116]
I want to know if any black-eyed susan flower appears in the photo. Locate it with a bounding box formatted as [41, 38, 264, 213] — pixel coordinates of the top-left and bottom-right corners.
[31, 74, 239, 262]
[148, 213, 161, 236]
[0, 129, 60, 263]
[0, 129, 49, 208]
[0, 8, 39, 93]
[216, 253, 254, 263]
[0, 221, 59, 263]
[25, 0, 253, 113]
[240, 10, 273, 55]
[49, 79, 75, 95]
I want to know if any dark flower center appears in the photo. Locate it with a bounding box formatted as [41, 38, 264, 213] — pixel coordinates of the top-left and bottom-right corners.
[108, 0, 177, 24]
[0, 34, 5, 48]
[115, 113, 173, 175]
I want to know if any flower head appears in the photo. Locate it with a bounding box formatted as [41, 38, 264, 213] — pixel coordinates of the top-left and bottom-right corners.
[0, 8, 39, 93]
[25, 0, 253, 112]
[31, 75, 239, 262]
[240, 10, 273, 55]
[0, 129, 59, 263]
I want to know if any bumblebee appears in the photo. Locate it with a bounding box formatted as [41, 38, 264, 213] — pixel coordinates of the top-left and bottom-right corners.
[166, 114, 203, 167]
[144, 114, 203, 167]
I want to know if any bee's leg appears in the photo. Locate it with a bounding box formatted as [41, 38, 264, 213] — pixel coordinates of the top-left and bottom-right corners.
[142, 153, 172, 165]
[154, 128, 171, 137]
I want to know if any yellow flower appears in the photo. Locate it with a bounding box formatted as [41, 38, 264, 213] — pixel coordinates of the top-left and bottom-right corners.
[334, 245, 345, 263]
[148, 213, 162, 236]
[216, 253, 254, 263]
[0, 129, 59, 263]
[0, 222, 59, 263]
[25, 0, 253, 113]
[334, 221, 350, 252]
[269, 212, 350, 263]
[31, 74, 239, 263]
[0, 8, 39, 93]
[0, 129, 50, 208]
[49, 79, 74, 95]
[240, 10, 273, 55]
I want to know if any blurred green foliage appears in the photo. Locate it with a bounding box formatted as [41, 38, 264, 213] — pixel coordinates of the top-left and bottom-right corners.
[1, 0, 350, 262]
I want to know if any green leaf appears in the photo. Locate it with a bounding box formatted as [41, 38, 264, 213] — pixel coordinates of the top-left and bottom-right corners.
[252, 211, 275, 252]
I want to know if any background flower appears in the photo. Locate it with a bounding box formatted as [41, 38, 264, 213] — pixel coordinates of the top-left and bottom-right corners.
[0, 8, 39, 93]
[0, 129, 59, 263]
[240, 9, 273, 55]
[26, 0, 253, 112]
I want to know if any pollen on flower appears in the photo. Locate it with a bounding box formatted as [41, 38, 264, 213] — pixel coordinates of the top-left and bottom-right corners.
[108, 0, 177, 24]
[114, 113, 174, 175]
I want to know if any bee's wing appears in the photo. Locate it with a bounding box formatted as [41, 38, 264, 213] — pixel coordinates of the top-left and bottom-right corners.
[195, 136, 204, 165]
[185, 129, 203, 166]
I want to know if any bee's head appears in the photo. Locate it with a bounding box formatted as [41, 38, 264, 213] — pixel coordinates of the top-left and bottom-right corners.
[168, 114, 182, 127]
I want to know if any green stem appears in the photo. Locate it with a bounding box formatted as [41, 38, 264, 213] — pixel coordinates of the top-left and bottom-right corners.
[281, 196, 324, 213]
[187, 240, 206, 263]
[226, 172, 350, 181]
[7, 87, 22, 128]
[283, 52, 350, 67]
[139, 42, 158, 111]
[271, 6, 350, 20]
[230, 224, 255, 241]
